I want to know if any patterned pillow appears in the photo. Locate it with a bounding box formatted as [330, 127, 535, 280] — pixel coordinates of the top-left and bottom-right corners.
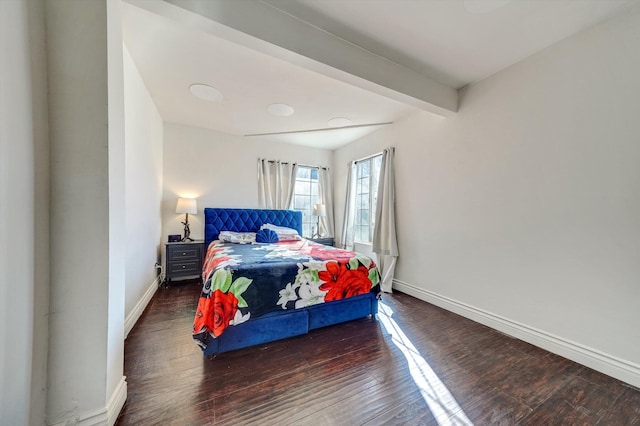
[260, 223, 302, 241]
[255, 228, 279, 243]
[218, 231, 256, 244]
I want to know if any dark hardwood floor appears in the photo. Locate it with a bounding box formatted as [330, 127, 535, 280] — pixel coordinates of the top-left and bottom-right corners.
[116, 281, 640, 425]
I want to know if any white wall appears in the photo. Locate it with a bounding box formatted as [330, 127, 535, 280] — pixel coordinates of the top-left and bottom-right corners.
[1, 1, 37, 424]
[106, 0, 127, 418]
[46, 0, 126, 424]
[335, 8, 640, 387]
[123, 45, 164, 333]
[27, 0, 52, 422]
[162, 123, 333, 241]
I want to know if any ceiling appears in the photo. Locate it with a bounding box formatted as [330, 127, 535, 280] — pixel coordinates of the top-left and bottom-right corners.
[122, 0, 639, 149]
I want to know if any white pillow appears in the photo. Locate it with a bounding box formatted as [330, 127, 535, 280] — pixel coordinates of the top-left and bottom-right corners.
[218, 231, 256, 244]
[260, 224, 302, 241]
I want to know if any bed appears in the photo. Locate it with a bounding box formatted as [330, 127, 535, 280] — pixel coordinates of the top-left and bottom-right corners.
[192, 208, 380, 356]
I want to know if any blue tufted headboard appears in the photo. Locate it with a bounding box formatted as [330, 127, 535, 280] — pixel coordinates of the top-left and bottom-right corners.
[204, 208, 303, 248]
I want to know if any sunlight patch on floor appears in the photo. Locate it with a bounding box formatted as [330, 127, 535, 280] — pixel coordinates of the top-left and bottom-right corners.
[378, 301, 473, 425]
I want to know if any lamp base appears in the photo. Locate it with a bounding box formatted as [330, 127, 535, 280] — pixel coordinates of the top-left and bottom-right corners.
[312, 218, 323, 239]
[181, 214, 192, 242]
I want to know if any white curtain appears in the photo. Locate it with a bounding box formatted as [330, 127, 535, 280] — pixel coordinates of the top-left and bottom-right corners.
[257, 159, 298, 209]
[372, 148, 398, 293]
[340, 161, 356, 250]
[317, 167, 334, 237]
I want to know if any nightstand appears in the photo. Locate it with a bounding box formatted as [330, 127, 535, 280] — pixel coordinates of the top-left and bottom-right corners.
[309, 237, 334, 247]
[165, 240, 204, 286]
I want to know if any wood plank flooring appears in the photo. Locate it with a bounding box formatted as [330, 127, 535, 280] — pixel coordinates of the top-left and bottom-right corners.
[116, 280, 639, 425]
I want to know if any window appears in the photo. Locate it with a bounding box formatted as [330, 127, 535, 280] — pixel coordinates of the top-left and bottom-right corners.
[354, 154, 382, 242]
[292, 166, 319, 237]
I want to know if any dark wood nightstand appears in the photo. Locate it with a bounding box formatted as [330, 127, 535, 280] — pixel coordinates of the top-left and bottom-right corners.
[165, 240, 204, 286]
[309, 237, 334, 246]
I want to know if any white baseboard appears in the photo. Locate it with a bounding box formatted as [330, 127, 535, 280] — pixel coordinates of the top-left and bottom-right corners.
[125, 275, 161, 338]
[392, 279, 640, 389]
[50, 377, 127, 426]
[106, 377, 127, 426]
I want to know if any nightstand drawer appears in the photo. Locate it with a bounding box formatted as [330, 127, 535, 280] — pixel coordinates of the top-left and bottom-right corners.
[167, 260, 200, 276]
[309, 237, 334, 247]
[167, 246, 200, 261]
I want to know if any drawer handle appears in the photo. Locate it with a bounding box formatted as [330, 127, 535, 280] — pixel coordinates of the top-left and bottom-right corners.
[182, 252, 186, 256]
[182, 265, 186, 269]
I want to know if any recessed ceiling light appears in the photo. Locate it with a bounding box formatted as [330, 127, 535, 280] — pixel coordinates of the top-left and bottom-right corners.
[267, 103, 295, 117]
[463, 0, 511, 14]
[189, 83, 223, 102]
[327, 117, 352, 128]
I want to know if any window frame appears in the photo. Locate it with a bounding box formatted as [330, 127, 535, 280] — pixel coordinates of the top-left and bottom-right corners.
[354, 154, 382, 243]
[292, 165, 320, 238]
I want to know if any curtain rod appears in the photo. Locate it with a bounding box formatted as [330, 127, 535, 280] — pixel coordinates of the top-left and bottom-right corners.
[354, 152, 382, 164]
[353, 147, 394, 164]
[264, 159, 329, 170]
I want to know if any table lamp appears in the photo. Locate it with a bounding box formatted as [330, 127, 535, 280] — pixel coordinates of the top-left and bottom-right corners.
[313, 203, 326, 238]
[176, 197, 197, 241]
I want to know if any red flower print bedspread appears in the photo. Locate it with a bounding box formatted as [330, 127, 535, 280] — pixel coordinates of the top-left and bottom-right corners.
[193, 239, 380, 349]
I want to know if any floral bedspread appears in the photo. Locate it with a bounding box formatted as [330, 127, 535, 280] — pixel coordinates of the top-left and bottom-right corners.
[193, 239, 380, 349]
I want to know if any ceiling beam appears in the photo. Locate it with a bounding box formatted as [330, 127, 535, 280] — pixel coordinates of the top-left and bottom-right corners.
[127, 0, 458, 116]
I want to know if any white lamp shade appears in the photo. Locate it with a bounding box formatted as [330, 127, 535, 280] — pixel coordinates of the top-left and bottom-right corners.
[313, 203, 327, 217]
[176, 197, 197, 215]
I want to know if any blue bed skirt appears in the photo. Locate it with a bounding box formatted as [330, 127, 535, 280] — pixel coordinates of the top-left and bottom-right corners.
[203, 292, 378, 356]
